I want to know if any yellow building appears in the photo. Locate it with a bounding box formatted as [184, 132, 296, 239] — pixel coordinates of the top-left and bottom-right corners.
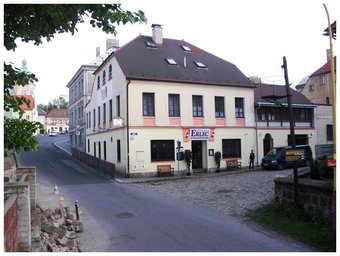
[85, 25, 256, 177]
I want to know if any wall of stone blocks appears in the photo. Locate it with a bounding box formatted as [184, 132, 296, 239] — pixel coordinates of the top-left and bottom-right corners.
[16, 166, 36, 210]
[274, 177, 333, 218]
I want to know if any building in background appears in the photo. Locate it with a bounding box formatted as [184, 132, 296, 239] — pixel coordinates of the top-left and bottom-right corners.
[254, 83, 316, 165]
[37, 107, 47, 133]
[296, 54, 336, 157]
[67, 39, 119, 151]
[46, 108, 69, 134]
[11, 59, 38, 123]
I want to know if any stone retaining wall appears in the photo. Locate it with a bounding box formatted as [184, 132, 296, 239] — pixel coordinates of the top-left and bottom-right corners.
[274, 176, 333, 218]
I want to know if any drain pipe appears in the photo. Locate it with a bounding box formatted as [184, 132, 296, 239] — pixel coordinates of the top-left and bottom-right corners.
[126, 79, 131, 178]
[255, 104, 261, 166]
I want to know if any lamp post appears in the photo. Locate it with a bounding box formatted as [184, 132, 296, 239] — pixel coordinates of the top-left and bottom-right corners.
[322, 3, 336, 231]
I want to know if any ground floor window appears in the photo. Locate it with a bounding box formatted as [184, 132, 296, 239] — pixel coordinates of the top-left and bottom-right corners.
[151, 140, 175, 161]
[222, 139, 241, 158]
[117, 139, 121, 162]
[288, 134, 308, 146]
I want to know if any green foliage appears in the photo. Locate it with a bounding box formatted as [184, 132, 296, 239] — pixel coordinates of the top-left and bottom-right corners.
[4, 4, 147, 51]
[184, 150, 192, 170]
[214, 151, 222, 168]
[4, 117, 44, 154]
[249, 202, 336, 252]
[310, 159, 321, 180]
[4, 4, 147, 160]
[310, 159, 333, 180]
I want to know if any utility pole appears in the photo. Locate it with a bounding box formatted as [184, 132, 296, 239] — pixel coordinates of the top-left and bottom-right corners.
[282, 56, 299, 206]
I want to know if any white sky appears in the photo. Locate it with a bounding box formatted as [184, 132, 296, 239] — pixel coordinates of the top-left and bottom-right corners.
[3, 0, 338, 105]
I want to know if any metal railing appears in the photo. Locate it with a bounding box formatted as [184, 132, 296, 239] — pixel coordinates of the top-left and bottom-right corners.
[71, 148, 115, 179]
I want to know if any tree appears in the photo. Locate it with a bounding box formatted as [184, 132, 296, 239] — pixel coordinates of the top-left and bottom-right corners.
[4, 4, 147, 162]
[249, 75, 262, 84]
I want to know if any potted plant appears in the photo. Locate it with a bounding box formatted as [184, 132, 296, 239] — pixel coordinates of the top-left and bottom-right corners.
[184, 150, 192, 176]
[214, 151, 222, 172]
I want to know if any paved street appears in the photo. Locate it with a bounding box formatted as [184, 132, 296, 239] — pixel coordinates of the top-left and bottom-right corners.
[22, 137, 313, 252]
[135, 168, 297, 216]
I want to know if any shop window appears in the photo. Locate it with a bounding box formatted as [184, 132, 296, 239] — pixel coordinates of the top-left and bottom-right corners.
[151, 140, 175, 161]
[222, 139, 241, 158]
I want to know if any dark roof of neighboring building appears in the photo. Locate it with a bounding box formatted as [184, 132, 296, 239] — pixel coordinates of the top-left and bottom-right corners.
[37, 108, 46, 116]
[114, 35, 254, 87]
[323, 21, 336, 40]
[47, 108, 68, 117]
[254, 83, 313, 106]
[17, 95, 35, 110]
[311, 56, 336, 76]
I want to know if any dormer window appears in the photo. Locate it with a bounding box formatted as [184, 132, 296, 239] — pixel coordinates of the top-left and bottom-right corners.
[145, 41, 157, 48]
[194, 61, 207, 69]
[181, 45, 192, 52]
[165, 58, 177, 65]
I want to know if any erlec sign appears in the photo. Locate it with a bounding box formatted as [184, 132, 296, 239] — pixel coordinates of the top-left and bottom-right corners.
[190, 129, 210, 140]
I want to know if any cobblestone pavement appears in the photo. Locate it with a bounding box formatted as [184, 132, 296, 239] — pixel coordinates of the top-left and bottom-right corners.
[136, 169, 296, 216]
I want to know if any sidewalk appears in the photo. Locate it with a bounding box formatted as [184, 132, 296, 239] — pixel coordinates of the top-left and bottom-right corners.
[54, 139, 71, 155]
[53, 138, 259, 183]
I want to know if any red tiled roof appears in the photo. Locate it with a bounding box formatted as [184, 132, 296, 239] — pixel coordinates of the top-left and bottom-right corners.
[311, 56, 336, 76]
[47, 108, 68, 117]
[17, 95, 35, 110]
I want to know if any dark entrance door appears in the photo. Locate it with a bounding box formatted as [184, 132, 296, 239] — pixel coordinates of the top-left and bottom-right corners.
[263, 133, 273, 156]
[192, 141, 203, 169]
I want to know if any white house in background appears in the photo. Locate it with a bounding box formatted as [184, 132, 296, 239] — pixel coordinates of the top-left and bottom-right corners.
[66, 39, 119, 152]
[85, 24, 256, 178]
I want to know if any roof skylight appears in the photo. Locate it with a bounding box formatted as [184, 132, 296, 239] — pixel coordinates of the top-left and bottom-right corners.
[145, 41, 157, 48]
[194, 61, 207, 68]
[165, 58, 178, 65]
[181, 45, 192, 52]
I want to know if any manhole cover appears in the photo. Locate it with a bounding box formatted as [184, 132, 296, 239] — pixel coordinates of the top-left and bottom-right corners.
[217, 189, 233, 194]
[115, 212, 134, 219]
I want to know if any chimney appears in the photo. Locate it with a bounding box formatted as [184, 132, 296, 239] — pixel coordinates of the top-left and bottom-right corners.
[152, 24, 163, 45]
[96, 47, 100, 57]
[106, 38, 120, 50]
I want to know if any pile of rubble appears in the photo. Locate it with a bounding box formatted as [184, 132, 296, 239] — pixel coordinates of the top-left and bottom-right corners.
[32, 205, 84, 252]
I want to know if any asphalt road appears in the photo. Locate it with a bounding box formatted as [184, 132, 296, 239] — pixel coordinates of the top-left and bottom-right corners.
[18, 136, 313, 252]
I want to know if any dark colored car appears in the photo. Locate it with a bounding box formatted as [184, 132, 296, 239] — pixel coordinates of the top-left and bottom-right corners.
[261, 145, 313, 170]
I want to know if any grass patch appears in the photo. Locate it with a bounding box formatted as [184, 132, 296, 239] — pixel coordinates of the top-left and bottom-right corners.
[248, 202, 336, 252]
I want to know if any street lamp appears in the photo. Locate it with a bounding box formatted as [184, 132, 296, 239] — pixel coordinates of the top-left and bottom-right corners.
[322, 3, 336, 231]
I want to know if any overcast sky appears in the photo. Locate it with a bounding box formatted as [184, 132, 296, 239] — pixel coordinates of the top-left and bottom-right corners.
[3, 0, 338, 105]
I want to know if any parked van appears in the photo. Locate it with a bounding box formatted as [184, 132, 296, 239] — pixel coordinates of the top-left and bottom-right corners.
[261, 145, 313, 170]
